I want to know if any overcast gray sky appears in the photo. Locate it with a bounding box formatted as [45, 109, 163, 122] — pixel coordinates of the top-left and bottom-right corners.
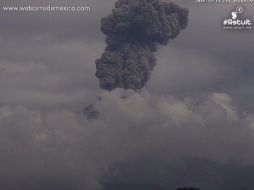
[0, 0, 254, 190]
[0, 0, 253, 110]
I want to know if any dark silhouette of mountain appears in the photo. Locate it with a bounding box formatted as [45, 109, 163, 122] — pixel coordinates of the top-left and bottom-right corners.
[81, 103, 100, 120]
[104, 183, 169, 190]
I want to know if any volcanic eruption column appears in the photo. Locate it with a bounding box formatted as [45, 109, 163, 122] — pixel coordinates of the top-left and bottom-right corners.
[95, 0, 188, 90]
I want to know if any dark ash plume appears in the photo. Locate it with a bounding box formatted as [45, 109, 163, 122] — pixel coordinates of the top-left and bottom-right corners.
[95, 0, 188, 90]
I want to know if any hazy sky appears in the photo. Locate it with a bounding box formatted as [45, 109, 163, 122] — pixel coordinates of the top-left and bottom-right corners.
[0, 0, 253, 110]
[0, 0, 254, 190]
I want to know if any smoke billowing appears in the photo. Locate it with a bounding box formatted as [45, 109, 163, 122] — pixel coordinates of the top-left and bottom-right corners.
[95, 0, 188, 90]
[2, 0, 254, 189]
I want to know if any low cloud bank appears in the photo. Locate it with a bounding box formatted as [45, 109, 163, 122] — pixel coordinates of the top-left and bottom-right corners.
[1, 90, 254, 189]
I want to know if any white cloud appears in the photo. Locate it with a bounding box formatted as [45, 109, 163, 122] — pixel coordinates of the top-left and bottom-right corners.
[0, 90, 253, 189]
